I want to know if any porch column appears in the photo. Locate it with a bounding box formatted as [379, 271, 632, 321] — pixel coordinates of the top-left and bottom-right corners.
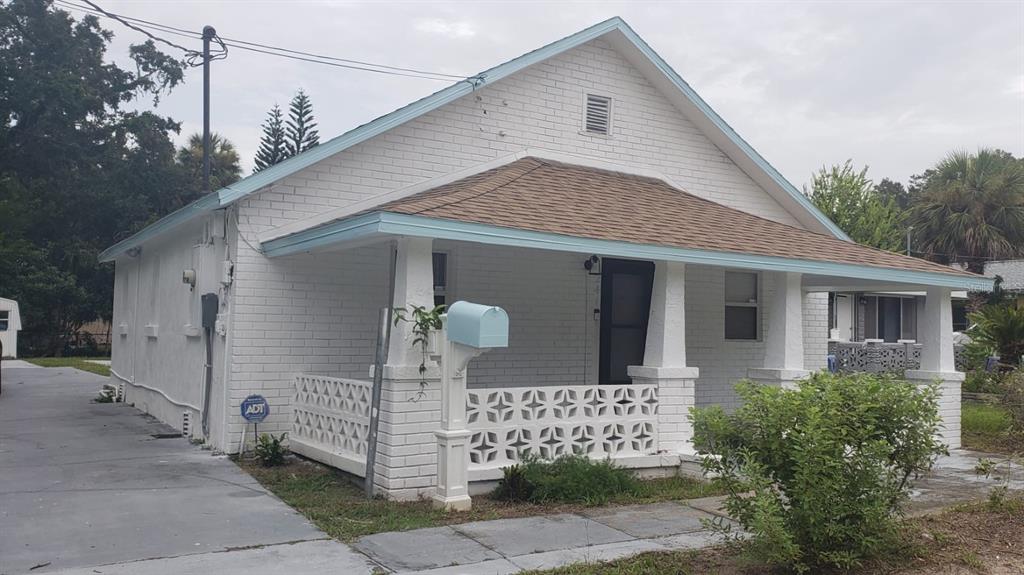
[627, 261, 699, 456]
[749, 271, 809, 389]
[374, 236, 442, 501]
[904, 286, 963, 449]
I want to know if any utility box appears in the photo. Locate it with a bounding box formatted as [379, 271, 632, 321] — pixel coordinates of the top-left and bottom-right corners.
[201, 293, 219, 329]
[446, 301, 509, 348]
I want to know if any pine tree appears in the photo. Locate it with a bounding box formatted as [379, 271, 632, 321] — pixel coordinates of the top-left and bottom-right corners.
[253, 104, 286, 173]
[285, 89, 320, 157]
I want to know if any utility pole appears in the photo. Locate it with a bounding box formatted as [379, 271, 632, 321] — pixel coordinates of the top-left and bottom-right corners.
[202, 25, 216, 193]
[906, 226, 913, 257]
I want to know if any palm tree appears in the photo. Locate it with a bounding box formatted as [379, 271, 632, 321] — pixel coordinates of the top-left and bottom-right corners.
[907, 149, 1024, 272]
[176, 132, 242, 197]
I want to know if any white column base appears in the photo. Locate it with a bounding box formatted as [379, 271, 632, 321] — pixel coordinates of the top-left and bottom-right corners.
[747, 368, 810, 390]
[628, 365, 699, 456]
[904, 370, 964, 450]
[372, 364, 442, 502]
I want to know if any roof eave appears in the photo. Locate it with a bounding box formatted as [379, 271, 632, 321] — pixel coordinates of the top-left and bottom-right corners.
[262, 212, 991, 291]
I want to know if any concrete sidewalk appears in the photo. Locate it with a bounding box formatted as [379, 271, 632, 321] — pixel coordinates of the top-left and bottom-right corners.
[353, 498, 732, 574]
[351, 449, 1021, 574]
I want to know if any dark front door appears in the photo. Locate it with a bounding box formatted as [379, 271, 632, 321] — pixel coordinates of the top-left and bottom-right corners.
[599, 259, 655, 384]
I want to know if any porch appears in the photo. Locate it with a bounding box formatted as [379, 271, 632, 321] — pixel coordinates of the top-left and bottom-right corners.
[256, 157, 987, 501]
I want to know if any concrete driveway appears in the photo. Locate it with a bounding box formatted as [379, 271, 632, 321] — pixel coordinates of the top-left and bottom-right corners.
[0, 365, 375, 575]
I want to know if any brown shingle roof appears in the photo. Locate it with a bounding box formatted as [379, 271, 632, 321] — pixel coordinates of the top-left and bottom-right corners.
[373, 157, 976, 279]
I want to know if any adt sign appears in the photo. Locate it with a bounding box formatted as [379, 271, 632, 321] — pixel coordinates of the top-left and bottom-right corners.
[240, 394, 269, 423]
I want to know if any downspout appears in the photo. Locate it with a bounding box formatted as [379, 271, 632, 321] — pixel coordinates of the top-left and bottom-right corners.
[365, 240, 397, 497]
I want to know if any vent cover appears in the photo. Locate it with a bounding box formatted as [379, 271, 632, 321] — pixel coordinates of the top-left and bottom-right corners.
[584, 94, 611, 135]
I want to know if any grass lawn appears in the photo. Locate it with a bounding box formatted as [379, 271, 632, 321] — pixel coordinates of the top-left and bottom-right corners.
[23, 357, 111, 377]
[521, 498, 1024, 574]
[239, 457, 725, 542]
[962, 401, 1018, 454]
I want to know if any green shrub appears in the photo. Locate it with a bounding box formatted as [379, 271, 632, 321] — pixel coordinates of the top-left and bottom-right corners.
[963, 370, 1003, 394]
[1001, 370, 1024, 434]
[254, 433, 288, 467]
[691, 372, 946, 573]
[970, 304, 1024, 370]
[493, 454, 636, 505]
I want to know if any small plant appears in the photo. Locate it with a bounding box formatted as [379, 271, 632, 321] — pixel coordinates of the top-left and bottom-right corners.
[493, 454, 637, 505]
[691, 372, 946, 573]
[393, 304, 445, 399]
[963, 370, 1003, 395]
[493, 462, 534, 502]
[254, 432, 288, 467]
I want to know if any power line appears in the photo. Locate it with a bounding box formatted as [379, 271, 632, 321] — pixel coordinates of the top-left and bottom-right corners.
[77, 0, 200, 59]
[55, 0, 472, 82]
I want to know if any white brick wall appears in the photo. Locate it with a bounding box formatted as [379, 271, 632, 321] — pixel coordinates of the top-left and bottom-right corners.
[222, 37, 827, 452]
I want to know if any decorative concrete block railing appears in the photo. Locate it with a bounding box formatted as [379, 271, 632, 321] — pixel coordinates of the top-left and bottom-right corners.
[829, 341, 922, 373]
[464, 384, 659, 472]
[828, 342, 967, 373]
[290, 374, 372, 476]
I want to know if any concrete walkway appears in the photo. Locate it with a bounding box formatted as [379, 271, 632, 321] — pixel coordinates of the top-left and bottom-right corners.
[351, 450, 1021, 574]
[354, 499, 731, 574]
[0, 365, 376, 575]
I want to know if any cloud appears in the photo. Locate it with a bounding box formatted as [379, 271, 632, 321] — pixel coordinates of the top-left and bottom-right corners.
[414, 18, 477, 39]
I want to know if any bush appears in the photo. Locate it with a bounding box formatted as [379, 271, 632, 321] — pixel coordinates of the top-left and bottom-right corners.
[963, 370, 1003, 394]
[691, 372, 946, 572]
[254, 433, 288, 467]
[493, 454, 636, 505]
[970, 304, 1024, 370]
[1001, 370, 1024, 434]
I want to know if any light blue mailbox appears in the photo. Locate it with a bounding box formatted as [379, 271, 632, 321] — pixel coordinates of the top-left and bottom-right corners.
[446, 301, 509, 348]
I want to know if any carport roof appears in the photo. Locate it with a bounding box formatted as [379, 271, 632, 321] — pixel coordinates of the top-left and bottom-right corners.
[262, 157, 992, 291]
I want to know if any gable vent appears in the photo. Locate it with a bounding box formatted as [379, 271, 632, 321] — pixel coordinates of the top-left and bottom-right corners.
[584, 94, 611, 135]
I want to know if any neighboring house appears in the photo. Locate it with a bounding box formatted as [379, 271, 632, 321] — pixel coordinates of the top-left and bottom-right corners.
[985, 259, 1024, 306]
[828, 291, 969, 343]
[0, 298, 22, 359]
[99, 18, 991, 501]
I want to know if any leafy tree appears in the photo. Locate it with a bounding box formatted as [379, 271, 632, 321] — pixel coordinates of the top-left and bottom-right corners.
[0, 0, 186, 355]
[285, 89, 319, 157]
[176, 132, 241, 194]
[875, 177, 910, 210]
[907, 149, 1024, 271]
[253, 104, 286, 172]
[804, 161, 905, 252]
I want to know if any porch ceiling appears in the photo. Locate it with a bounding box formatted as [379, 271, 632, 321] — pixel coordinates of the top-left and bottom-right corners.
[261, 158, 992, 292]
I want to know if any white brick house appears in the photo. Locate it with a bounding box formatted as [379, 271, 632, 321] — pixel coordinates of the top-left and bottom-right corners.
[100, 18, 990, 501]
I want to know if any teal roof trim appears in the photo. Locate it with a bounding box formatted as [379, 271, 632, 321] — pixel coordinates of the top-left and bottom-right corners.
[98, 193, 221, 262]
[101, 16, 848, 261]
[262, 212, 992, 291]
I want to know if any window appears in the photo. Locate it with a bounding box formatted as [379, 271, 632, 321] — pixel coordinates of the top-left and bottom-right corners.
[859, 295, 917, 342]
[725, 271, 759, 340]
[0, 310, 8, 332]
[584, 94, 612, 135]
[432, 252, 449, 307]
[952, 300, 969, 332]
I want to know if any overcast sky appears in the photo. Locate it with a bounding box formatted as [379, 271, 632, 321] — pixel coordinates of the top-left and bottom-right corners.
[84, 0, 1023, 189]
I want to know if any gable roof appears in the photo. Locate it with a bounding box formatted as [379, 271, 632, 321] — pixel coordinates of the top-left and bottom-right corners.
[100, 16, 848, 262]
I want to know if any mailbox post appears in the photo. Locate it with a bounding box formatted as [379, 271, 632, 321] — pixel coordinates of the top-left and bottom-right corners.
[431, 301, 509, 511]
